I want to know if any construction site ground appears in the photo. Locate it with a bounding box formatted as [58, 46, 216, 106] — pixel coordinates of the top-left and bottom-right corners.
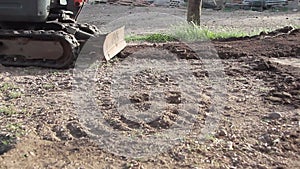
[0, 4, 299, 169]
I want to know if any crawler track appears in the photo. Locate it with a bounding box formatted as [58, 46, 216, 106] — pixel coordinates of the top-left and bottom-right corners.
[0, 23, 99, 69]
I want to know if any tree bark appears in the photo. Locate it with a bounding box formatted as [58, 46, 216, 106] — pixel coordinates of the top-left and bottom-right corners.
[187, 0, 202, 25]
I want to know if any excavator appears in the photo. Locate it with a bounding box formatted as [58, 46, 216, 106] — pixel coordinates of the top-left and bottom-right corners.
[0, 0, 126, 68]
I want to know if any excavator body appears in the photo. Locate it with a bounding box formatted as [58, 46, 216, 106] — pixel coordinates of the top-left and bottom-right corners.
[0, 0, 126, 68]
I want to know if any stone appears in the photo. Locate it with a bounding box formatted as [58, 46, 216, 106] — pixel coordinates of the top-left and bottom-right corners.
[218, 129, 227, 137]
[281, 92, 292, 98]
[266, 112, 282, 120]
[266, 96, 282, 102]
[227, 141, 234, 150]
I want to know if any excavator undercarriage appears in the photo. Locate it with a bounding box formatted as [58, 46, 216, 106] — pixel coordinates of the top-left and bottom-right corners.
[0, 0, 126, 68]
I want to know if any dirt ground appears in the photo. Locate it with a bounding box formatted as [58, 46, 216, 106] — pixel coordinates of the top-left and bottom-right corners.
[78, 4, 300, 34]
[0, 4, 300, 169]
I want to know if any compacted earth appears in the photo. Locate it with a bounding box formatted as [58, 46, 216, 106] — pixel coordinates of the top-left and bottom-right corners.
[0, 4, 299, 169]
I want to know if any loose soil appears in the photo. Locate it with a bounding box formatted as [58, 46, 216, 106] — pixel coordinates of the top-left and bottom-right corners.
[0, 4, 299, 169]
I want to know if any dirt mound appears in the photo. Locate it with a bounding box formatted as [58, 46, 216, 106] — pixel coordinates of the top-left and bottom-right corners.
[213, 28, 300, 108]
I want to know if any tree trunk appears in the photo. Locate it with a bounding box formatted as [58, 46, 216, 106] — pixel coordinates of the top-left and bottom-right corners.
[187, 0, 202, 25]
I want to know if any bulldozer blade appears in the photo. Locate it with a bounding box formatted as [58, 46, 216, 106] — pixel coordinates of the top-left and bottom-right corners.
[98, 26, 126, 61]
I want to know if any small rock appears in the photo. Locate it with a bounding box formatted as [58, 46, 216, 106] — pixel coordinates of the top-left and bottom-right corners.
[267, 112, 282, 120]
[252, 59, 272, 71]
[281, 92, 292, 98]
[29, 151, 35, 156]
[237, 97, 246, 103]
[224, 105, 232, 110]
[218, 129, 227, 137]
[273, 138, 280, 144]
[227, 141, 234, 150]
[257, 164, 267, 169]
[200, 94, 210, 103]
[160, 159, 166, 165]
[273, 92, 292, 98]
[66, 122, 87, 138]
[266, 96, 282, 102]
[223, 44, 233, 48]
[173, 152, 186, 161]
